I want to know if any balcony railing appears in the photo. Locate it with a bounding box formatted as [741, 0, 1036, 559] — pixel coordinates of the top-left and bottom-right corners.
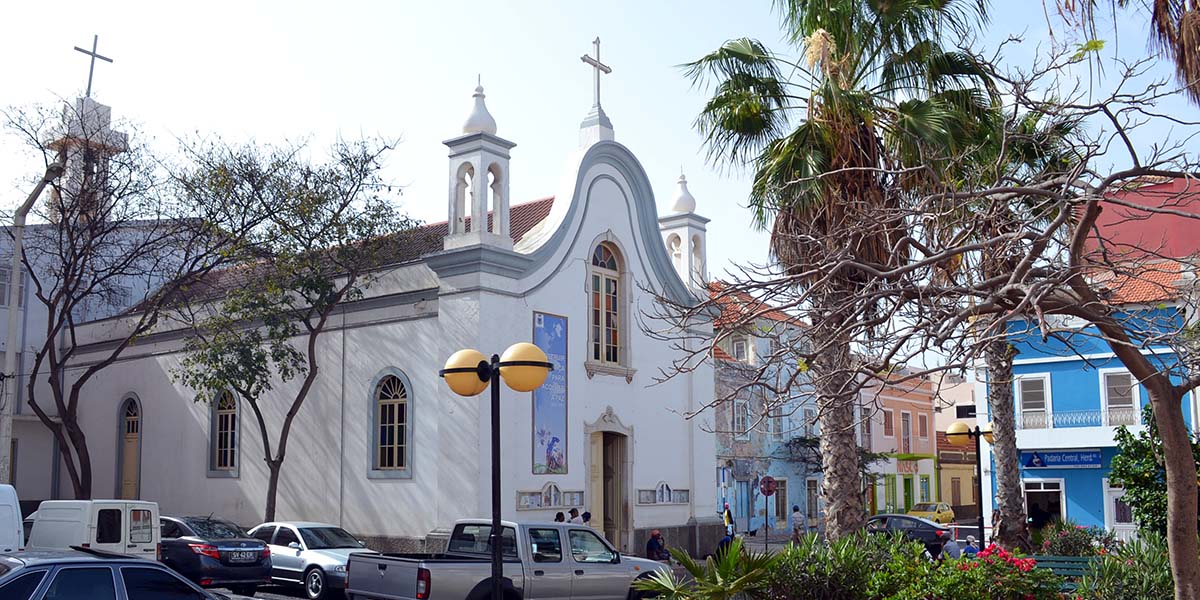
[1017, 407, 1140, 429]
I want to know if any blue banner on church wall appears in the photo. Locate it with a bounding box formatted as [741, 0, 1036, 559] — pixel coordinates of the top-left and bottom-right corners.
[533, 312, 568, 474]
[1020, 449, 1102, 469]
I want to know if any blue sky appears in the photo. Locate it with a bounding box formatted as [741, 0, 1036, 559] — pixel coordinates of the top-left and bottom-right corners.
[0, 1, 1189, 275]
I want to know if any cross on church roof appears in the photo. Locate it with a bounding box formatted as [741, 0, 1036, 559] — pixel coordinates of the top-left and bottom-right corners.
[580, 37, 611, 109]
[74, 35, 113, 98]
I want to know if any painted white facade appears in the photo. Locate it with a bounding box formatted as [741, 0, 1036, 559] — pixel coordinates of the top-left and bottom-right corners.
[14, 88, 719, 552]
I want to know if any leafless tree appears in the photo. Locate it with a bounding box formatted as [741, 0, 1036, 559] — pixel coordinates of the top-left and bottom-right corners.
[650, 47, 1200, 597]
[2, 99, 277, 499]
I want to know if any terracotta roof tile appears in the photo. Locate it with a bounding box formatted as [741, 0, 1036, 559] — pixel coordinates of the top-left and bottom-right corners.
[157, 198, 555, 306]
[712, 346, 736, 362]
[707, 281, 799, 329]
[1092, 260, 1190, 304]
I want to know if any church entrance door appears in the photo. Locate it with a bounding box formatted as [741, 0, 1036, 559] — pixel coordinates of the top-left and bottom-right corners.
[586, 407, 633, 552]
[600, 432, 627, 549]
[119, 400, 140, 499]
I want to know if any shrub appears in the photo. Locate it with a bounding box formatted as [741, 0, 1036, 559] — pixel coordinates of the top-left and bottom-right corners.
[1038, 519, 1120, 556]
[887, 544, 1062, 600]
[1076, 532, 1173, 600]
[768, 532, 925, 599]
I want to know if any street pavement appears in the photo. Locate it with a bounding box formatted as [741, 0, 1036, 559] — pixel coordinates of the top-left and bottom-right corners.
[223, 585, 311, 600]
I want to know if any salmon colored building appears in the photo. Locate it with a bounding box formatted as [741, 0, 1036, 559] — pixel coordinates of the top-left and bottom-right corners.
[863, 373, 937, 514]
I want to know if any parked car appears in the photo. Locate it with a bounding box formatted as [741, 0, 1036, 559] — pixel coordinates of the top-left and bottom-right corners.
[247, 521, 377, 600]
[0, 484, 23, 552]
[26, 500, 160, 559]
[346, 519, 671, 600]
[866, 514, 952, 556]
[906, 502, 955, 524]
[160, 516, 271, 597]
[0, 547, 233, 600]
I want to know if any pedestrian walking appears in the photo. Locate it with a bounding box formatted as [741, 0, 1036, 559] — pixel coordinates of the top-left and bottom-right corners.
[716, 525, 734, 556]
[790, 505, 803, 540]
[568, 508, 583, 524]
[554, 512, 565, 523]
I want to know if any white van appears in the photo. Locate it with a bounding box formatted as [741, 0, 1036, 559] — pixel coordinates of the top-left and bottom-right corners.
[26, 500, 160, 558]
[0, 484, 21, 552]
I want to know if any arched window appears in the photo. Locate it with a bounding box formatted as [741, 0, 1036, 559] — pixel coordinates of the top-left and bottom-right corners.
[213, 392, 238, 472]
[118, 397, 141, 499]
[541, 483, 562, 508]
[375, 375, 409, 471]
[656, 482, 672, 504]
[590, 243, 622, 365]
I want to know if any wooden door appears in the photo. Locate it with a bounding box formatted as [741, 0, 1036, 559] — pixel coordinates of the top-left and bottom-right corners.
[120, 402, 139, 499]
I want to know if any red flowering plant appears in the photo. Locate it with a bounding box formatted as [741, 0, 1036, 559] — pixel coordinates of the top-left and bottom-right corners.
[887, 543, 1063, 600]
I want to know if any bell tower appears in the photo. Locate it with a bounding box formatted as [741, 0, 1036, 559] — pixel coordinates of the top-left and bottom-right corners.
[444, 83, 516, 250]
[659, 173, 709, 291]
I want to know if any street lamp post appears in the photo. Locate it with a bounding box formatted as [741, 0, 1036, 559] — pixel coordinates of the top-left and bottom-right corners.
[946, 421, 993, 545]
[440, 342, 553, 600]
[0, 161, 65, 485]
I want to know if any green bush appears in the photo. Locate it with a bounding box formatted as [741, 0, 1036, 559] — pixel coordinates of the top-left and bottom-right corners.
[889, 544, 1062, 600]
[767, 532, 925, 599]
[1077, 532, 1173, 600]
[1038, 519, 1121, 556]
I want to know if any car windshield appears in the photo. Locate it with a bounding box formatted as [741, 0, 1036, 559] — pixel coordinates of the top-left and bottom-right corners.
[911, 503, 938, 512]
[183, 519, 247, 539]
[299, 527, 363, 549]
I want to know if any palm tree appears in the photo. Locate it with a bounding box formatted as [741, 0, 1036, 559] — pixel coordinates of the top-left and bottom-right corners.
[686, 0, 994, 538]
[951, 109, 1080, 552]
[632, 538, 778, 600]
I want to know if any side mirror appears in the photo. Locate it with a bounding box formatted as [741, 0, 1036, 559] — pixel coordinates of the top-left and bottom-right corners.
[288, 542, 301, 550]
[610, 553, 620, 564]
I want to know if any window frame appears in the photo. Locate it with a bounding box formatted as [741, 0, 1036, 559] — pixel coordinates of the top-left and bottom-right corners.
[733, 396, 750, 440]
[732, 338, 748, 362]
[583, 237, 637, 381]
[44, 566, 118, 600]
[900, 411, 912, 453]
[119, 565, 207, 600]
[1099, 368, 1139, 427]
[882, 409, 894, 438]
[1014, 374, 1052, 429]
[0, 265, 26, 309]
[772, 478, 789, 524]
[207, 390, 239, 478]
[369, 369, 414, 479]
[589, 242, 623, 366]
[528, 527, 563, 563]
[567, 528, 616, 564]
[918, 413, 929, 439]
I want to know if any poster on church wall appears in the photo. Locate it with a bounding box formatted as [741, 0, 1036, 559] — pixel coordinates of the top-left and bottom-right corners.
[533, 312, 568, 474]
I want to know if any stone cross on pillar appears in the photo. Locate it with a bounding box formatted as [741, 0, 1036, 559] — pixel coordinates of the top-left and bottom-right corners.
[578, 37, 614, 145]
[580, 37, 612, 109]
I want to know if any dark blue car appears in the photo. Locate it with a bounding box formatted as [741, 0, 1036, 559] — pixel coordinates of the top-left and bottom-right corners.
[159, 516, 271, 597]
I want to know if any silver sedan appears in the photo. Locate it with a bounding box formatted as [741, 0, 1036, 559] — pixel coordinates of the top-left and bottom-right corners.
[246, 521, 378, 600]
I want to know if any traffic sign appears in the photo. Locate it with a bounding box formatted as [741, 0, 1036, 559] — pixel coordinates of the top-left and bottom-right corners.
[760, 475, 777, 496]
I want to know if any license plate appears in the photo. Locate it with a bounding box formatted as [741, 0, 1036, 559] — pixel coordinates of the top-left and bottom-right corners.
[227, 551, 257, 563]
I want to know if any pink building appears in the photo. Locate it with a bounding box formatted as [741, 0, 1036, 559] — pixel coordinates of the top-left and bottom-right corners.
[863, 373, 937, 514]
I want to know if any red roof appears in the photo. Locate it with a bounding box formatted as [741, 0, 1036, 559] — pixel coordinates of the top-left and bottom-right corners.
[707, 281, 797, 329]
[156, 198, 555, 306]
[712, 346, 736, 362]
[1092, 260, 1190, 304]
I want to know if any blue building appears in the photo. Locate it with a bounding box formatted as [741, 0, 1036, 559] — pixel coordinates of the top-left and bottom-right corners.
[710, 284, 825, 537]
[979, 293, 1196, 539]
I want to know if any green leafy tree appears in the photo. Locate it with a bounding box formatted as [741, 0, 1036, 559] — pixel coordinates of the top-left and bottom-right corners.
[685, 0, 994, 537]
[174, 139, 417, 521]
[1110, 404, 1200, 537]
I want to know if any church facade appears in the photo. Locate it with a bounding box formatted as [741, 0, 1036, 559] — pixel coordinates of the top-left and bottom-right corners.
[16, 83, 721, 552]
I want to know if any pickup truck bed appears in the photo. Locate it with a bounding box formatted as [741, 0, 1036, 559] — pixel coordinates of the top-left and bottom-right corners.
[346, 519, 670, 600]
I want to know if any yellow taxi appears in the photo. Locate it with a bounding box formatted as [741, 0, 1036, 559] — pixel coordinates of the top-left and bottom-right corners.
[907, 502, 955, 524]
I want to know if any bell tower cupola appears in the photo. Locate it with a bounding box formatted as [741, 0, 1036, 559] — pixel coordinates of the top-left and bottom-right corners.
[444, 82, 517, 250]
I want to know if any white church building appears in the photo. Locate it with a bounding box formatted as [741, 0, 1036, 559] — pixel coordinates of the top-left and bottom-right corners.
[12, 70, 722, 552]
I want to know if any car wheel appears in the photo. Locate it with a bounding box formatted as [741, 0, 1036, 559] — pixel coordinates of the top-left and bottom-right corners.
[304, 567, 326, 600]
[231, 585, 257, 597]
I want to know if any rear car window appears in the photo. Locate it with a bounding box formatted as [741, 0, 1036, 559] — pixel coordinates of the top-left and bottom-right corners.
[43, 567, 116, 600]
[183, 519, 245, 539]
[96, 510, 122, 544]
[130, 510, 154, 544]
[0, 571, 46, 600]
[252, 526, 276, 544]
[447, 524, 518, 559]
[121, 567, 206, 600]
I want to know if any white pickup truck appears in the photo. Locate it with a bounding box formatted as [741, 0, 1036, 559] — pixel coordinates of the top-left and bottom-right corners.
[345, 519, 670, 600]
